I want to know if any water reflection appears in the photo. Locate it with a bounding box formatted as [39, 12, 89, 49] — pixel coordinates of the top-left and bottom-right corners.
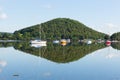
[0, 42, 107, 63]
[0, 60, 7, 67]
[0, 42, 14, 47]
[0, 42, 120, 63]
[0, 42, 120, 80]
[0, 60, 7, 73]
[111, 42, 120, 50]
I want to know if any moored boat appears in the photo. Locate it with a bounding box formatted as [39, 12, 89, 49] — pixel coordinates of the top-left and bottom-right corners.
[87, 40, 92, 44]
[53, 40, 60, 44]
[60, 39, 67, 46]
[30, 24, 47, 46]
[30, 40, 47, 44]
[30, 42, 47, 48]
[105, 40, 111, 46]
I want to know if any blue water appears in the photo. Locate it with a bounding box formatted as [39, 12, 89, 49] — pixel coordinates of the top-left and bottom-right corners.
[0, 45, 120, 80]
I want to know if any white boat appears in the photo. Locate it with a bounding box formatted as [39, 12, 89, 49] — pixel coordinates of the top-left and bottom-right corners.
[30, 42, 46, 48]
[66, 39, 71, 43]
[87, 40, 92, 44]
[30, 24, 47, 45]
[60, 39, 67, 43]
[30, 40, 47, 44]
[53, 40, 59, 44]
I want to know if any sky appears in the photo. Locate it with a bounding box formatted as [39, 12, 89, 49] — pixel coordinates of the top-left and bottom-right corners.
[0, 0, 120, 35]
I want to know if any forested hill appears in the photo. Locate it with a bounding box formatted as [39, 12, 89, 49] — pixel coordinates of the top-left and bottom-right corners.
[13, 18, 106, 40]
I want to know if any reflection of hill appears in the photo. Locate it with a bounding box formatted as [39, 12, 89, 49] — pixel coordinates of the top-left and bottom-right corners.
[13, 42, 106, 63]
[111, 42, 120, 50]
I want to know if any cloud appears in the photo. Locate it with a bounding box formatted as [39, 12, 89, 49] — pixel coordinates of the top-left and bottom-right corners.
[41, 4, 53, 9]
[105, 23, 120, 35]
[106, 23, 115, 28]
[0, 7, 2, 11]
[95, 23, 120, 35]
[0, 12, 7, 19]
[0, 7, 7, 19]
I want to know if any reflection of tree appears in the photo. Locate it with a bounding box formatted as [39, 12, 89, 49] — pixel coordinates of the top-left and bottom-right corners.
[13, 42, 106, 63]
[14, 42, 47, 58]
[0, 42, 14, 47]
[111, 42, 120, 50]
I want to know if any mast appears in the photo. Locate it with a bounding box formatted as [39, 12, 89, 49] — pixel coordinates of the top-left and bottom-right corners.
[39, 24, 41, 40]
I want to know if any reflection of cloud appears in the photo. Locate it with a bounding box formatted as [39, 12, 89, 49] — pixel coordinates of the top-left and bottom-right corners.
[0, 69, 2, 72]
[0, 60, 7, 67]
[106, 53, 120, 59]
[0, 60, 7, 73]
[43, 72, 51, 77]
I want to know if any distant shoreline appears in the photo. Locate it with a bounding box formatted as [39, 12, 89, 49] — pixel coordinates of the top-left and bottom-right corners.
[0, 40, 21, 42]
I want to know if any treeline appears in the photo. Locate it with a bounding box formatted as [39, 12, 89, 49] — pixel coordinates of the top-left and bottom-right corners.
[13, 18, 107, 40]
[110, 32, 120, 41]
[0, 32, 14, 40]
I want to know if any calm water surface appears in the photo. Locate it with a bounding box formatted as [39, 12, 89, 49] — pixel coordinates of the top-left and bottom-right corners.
[0, 42, 120, 80]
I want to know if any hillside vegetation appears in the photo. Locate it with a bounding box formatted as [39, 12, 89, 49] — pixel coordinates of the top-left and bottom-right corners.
[0, 32, 13, 40]
[13, 18, 106, 40]
[110, 32, 120, 41]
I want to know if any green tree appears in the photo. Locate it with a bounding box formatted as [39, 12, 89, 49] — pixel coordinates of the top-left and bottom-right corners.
[111, 32, 120, 41]
[104, 35, 110, 40]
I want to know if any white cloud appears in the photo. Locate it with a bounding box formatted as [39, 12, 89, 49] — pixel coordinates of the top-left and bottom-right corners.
[0, 12, 7, 19]
[106, 23, 115, 28]
[105, 23, 120, 35]
[41, 4, 53, 9]
[95, 23, 120, 35]
[0, 7, 2, 11]
[0, 7, 7, 19]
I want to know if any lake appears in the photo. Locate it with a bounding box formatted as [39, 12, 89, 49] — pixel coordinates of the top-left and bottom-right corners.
[0, 42, 120, 80]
